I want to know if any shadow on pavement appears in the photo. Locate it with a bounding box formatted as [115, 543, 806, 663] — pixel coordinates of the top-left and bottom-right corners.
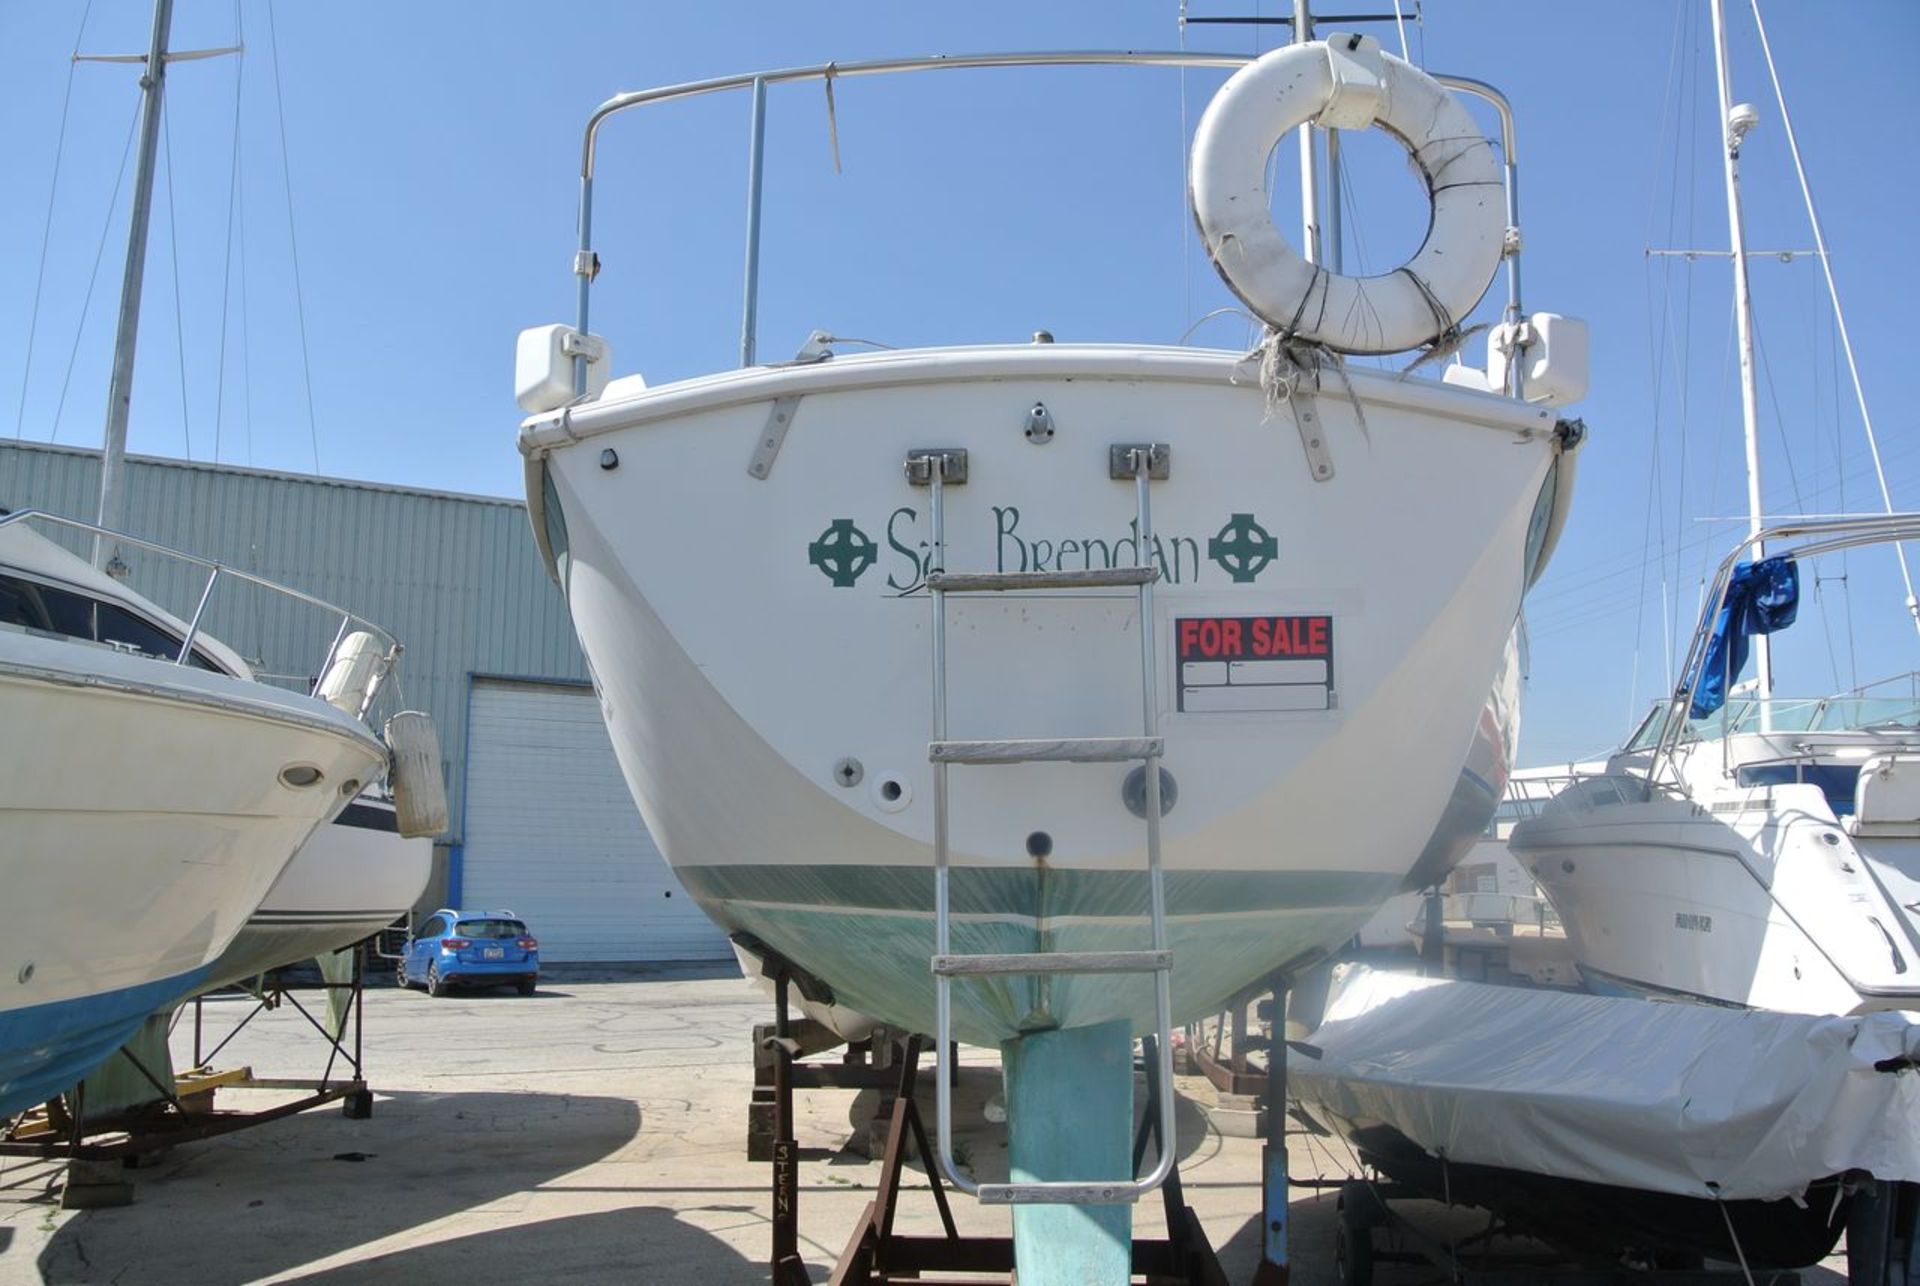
[37, 1089, 642, 1286]
[273, 1206, 761, 1285]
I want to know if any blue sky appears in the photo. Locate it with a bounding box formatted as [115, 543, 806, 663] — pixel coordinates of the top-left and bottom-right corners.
[2, 1, 1916, 762]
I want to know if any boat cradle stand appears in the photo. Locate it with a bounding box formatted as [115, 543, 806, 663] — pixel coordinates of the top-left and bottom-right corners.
[0, 941, 378, 1207]
[758, 981, 1228, 1285]
[1305, 1169, 1918, 1286]
[742, 937, 921, 1164]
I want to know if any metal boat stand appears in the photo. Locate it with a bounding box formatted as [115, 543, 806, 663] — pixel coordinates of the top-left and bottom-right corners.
[742, 936, 910, 1164]
[1313, 1173, 1817, 1286]
[772, 1028, 1226, 1285]
[1188, 976, 1280, 1154]
[0, 941, 377, 1205]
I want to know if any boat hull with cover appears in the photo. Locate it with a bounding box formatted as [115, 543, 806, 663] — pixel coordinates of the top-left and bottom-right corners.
[1290, 967, 1920, 1268]
[522, 343, 1577, 1045]
[0, 520, 392, 1118]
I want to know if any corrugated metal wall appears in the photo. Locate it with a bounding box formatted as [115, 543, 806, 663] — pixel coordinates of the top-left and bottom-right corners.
[0, 440, 586, 841]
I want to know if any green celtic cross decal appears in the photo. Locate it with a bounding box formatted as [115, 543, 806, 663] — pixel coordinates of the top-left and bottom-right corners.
[1207, 513, 1277, 584]
[808, 518, 877, 588]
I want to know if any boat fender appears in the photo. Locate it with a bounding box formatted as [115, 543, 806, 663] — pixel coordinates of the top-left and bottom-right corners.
[1189, 34, 1506, 355]
[316, 630, 387, 717]
[386, 711, 450, 839]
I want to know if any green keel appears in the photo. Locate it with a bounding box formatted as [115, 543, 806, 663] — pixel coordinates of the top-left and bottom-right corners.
[1004, 1018, 1135, 1285]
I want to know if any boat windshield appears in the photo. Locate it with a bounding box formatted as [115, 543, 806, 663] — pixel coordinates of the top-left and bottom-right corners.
[0, 569, 225, 673]
[1623, 702, 1666, 751]
[1683, 693, 1920, 741]
[1635, 682, 1920, 751]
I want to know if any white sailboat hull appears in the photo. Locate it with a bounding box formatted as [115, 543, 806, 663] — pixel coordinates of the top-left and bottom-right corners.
[526, 345, 1569, 1044]
[0, 631, 387, 1114]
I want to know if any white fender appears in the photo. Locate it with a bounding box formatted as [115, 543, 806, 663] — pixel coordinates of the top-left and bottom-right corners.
[315, 630, 387, 717]
[1190, 34, 1506, 355]
[386, 711, 450, 839]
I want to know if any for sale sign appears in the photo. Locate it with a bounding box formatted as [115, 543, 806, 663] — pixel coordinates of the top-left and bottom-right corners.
[1175, 615, 1334, 713]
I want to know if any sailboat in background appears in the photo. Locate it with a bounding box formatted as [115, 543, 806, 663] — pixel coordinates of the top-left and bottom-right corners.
[0, 512, 400, 1117]
[1511, 0, 1920, 1017]
[0, 0, 436, 1120]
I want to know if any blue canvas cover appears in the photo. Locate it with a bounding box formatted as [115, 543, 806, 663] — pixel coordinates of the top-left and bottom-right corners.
[1689, 556, 1799, 719]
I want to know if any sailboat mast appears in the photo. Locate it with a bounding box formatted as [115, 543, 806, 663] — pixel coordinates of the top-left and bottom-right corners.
[1709, 0, 1772, 703]
[1293, 0, 1323, 265]
[94, 0, 175, 571]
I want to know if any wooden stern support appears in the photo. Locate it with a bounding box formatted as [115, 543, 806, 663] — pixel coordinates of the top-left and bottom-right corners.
[756, 993, 1228, 1286]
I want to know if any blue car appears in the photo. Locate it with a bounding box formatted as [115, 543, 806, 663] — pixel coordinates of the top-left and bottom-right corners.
[398, 909, 540, 996]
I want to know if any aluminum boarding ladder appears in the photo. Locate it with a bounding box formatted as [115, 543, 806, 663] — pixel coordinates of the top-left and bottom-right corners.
[908, 443, 1178, 1207]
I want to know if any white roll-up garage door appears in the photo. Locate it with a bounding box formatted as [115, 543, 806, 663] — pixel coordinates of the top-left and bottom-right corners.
[460, 678, 730, 961]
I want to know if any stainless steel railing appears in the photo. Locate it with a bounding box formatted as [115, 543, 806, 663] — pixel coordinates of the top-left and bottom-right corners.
[0, 508, 399, 717]
[562, 50, 1525, 391]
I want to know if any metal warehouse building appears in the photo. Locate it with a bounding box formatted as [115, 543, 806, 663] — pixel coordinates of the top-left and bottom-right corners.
[1, 440, 730, 964]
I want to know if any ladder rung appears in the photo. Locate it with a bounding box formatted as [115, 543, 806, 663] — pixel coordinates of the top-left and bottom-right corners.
[978, 1181, 1141, 1205]
[932, 950, 1171, 977]
[929, 736, 1161, 765]
[926, 567, 1158, 593]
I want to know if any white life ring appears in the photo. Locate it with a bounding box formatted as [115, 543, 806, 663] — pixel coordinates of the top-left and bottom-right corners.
[1190, 35, 1505, 356]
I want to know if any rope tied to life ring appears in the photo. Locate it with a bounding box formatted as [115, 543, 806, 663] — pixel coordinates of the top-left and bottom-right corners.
[1251, 326, 1372, 448]
[1394, 266, 1489, 377]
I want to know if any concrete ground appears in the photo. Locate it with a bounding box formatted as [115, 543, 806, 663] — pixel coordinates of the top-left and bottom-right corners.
[0, 965, 1853, 1285]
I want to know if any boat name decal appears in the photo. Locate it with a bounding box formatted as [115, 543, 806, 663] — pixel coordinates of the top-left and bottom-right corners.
[810, 506, 1278, 592]
[1674, 912, 1713, 933]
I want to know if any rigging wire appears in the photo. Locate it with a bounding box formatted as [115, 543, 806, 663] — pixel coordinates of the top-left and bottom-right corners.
[264, 0, 322, 475]
[1630, 0, 1693, 718]
[1830, 282, 1860, 685]
[48, 96, 144, 446]
[1178, 0, 1194, 342]
[1747, 0, 1920, 640]
[1527, 437, 1920, 640]
[1669, 1, 1707, 685]
[161, 96, 192, 461]
[213, 0, 245, 465]
[15, 1, 96, 442]
[1527, 427, 1920, 615]
[1754, 312, 1848, 691]
[240, 151, 255, 468]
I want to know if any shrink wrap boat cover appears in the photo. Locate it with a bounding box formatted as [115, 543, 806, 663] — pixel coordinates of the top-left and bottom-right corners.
[1290, 967, 1920, 1201]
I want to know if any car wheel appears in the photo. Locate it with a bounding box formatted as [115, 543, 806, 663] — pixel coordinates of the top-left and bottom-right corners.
[517, 978, 536, 997]
[427, 964, 445, 997]
[394, 961, 409, 990]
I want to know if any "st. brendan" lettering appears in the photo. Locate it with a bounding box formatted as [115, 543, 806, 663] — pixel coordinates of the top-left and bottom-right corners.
[885, 505, 1201, 592]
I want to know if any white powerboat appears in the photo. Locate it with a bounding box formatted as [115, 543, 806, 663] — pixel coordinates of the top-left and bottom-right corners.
[200, 794, 432, 994]
[0, 513, 402, 1117]
[516, 33, 1587, 1262]
[1510, 1, 1918, 1018]
[1514, 518, 1920, 1016]
[0, 0, 443, 1124]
